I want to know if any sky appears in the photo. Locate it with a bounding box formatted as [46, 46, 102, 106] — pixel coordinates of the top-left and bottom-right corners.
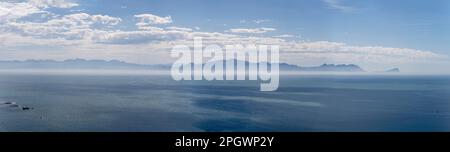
[1, 0, 450, 73]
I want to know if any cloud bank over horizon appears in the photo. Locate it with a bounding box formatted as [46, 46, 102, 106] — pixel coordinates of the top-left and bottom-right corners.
[0, 0, 449, 72]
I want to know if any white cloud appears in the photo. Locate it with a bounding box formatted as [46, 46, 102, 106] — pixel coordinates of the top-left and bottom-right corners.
[0, 1, 42, 20]
[165, 26, 193, 32]
[91, 29, 190, 44]
[28, 0, 78, 9]
[134, 14, 172, 24]
[279, 41, 447, 68]
[134, 14, 172, 30]
[90, 14, 122, 25]
[227, 27, 276, 34]
[0, 0, 78, 22]
[4, 13, 121, 39]
[273, 34, 294, 38]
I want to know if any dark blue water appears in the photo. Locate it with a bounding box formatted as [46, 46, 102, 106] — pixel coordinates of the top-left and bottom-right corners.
[1, 74, 449, 131]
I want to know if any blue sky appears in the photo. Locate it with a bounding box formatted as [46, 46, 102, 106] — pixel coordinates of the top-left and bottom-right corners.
[75, 0, 450, 52]
[1, 0, 449, 72]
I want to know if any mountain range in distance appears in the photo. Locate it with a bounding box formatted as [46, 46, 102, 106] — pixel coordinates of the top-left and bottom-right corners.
[0, 59, 399, 72]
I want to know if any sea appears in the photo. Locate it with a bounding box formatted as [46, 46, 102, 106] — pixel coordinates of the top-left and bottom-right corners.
[1, 73, 450, 131]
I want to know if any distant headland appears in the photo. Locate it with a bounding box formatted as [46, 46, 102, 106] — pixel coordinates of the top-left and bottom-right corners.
[0, 59, 399, 72]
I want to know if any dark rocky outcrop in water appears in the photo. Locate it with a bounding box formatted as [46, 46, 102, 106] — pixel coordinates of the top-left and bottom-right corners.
[0, 101, 33, 111]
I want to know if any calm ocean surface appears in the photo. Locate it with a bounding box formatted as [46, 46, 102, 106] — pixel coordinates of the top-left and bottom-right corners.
[1, 74, 450, 131]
